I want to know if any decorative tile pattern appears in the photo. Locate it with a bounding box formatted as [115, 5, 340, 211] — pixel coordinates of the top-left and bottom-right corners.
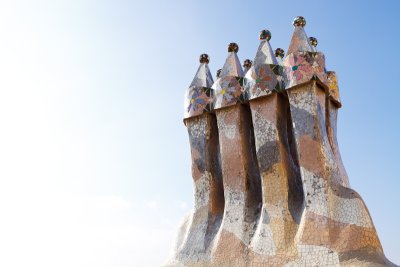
[211, 105, 262, 263]
[213, 76, 245, 109]
[184, 86, 213, 117]
[184, 62, 214, 119]
[287, 25, 316, 55]
[245, 64, 283, 99]
[245, 37, 284, 100]
[214, 51, 246, 110]
[284, 51, 328, 89]
[167, 17, 397, 267]
[168, 114, 224, 265]
[327, 71, 341, 104]
[167, 81, 396, 266]
[327, 98, 351, 187]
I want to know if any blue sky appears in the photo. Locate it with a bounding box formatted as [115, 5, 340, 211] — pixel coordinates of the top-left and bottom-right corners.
[0, 0, 399, 266]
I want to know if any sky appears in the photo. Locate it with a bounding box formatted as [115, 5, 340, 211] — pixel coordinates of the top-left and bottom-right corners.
[0, 0, 399, 266]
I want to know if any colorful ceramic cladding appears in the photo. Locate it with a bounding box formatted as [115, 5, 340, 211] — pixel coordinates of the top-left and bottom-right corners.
[170, 16, 396, 267]
[213, 44, 246, 110]
[183, 55, 214, 119]
[245, 31, 284, 100]
[184, 17, 332, 119]
[283, 51, 327, 89]
[284, 17, 328, 89]
[327, 71, 341, 105]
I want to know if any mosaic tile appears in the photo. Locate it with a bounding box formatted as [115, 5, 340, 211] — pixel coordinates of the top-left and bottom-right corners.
[327, 71, 341, 105]
[213, 43, 246, 110]
[245, 31, 284, 100]
[166, 16, 396, 267]
[184, 54, 214, 119]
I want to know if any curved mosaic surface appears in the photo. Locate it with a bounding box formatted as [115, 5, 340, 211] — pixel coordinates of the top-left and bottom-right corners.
[168, 81, 396, 266]
[170, 16, 396, 267]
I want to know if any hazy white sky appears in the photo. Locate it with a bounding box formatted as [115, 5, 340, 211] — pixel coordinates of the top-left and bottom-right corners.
[0, 0, 399, 266]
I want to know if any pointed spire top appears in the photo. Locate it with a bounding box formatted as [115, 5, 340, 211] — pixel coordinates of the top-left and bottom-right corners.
[243, 59, 252, 73]
[253, 29, 278, 66]
[220, 42, 244, 78]
[245, 29, 280, 99]
[184, 54, 214, 119]
[213, 43, 244, 109]
[189, 53, 214, 88]
[287, 16, 316, 55]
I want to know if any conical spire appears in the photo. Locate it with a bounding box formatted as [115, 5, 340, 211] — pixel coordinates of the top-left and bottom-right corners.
[213, 43, 245, 110]
[220, 43, 244, 78]
[254, 30, 278, 67]
[287, 16, 316, 55]
[184, 54, 214, 119]
[284, 18, 327, 89]
[189, 53, 214, 88]
[245, 29, 280, 100]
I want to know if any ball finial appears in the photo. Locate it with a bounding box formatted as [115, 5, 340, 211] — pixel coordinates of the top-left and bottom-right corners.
[243, 59, 252, 69]
[216, 69, 222, 78]
[259, 29, 271, 41]
[228, 42, 239, 53]
[308, 37, 318, 47]
[199, 53, 209, 64]
[274, 48, 285, 59]
[293, 16, 306, 27]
